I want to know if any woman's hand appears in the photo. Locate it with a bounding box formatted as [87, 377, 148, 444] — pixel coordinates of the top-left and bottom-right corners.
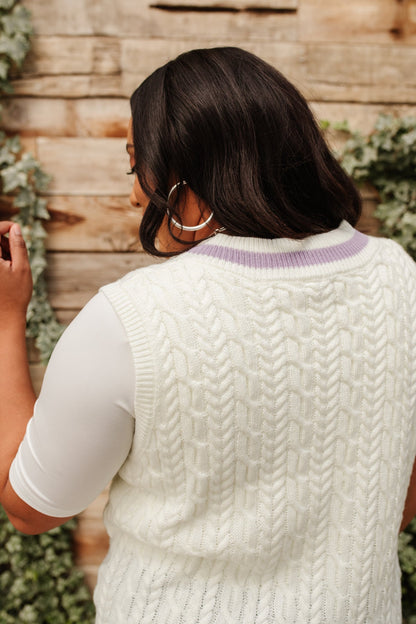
[0, 221, 32, 324]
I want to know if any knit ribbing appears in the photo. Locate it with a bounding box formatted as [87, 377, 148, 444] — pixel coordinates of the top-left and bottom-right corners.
[184, 221, 379, 281]
[189, 225, 368, 270]
[99, 281, 154, 443]
[94, 223, 416, 623]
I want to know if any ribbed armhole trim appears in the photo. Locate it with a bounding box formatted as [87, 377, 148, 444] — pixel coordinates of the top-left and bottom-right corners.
[100, 282, 154, 444]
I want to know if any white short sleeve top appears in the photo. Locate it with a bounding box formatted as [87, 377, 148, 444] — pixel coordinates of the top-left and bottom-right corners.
[9, 292, 135, 517]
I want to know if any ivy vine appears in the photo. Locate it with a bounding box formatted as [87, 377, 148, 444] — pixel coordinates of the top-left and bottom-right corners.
[0, 2, 95, 622]
[0, 0, 64, 363]
[331, 114, 416, 261]
[0, 507, 95, 624]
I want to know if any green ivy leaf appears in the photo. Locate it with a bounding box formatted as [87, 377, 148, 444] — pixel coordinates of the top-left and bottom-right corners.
[0, 0, 16, 11]
[332, 120, 351, 132]
[0, 31, 30, 66]
[0, 56, 9, 79]
[0, 5, 32, 38]
[1, 163, 27, 191]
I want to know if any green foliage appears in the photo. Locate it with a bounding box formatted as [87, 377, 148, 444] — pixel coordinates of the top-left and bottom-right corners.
[0, 0, 65, 363]
[0, 132, 65, 363]
[0, 3, 95, 622]
[0, 507, 95, 623]
[337, 114, 416, 261]
[400, 519, 416, 623]
[0, 0, 31, 96]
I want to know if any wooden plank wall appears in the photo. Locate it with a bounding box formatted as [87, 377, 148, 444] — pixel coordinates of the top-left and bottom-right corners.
[1, 0, 416, 591]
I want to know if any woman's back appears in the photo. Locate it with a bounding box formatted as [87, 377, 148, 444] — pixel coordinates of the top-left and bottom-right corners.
[95, 222, 416, 623]
[2, 45, 415, 624]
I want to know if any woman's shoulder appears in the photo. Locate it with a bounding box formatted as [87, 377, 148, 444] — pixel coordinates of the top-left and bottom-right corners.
[370, 234, 416, 276]
[99, 251, 204, 302]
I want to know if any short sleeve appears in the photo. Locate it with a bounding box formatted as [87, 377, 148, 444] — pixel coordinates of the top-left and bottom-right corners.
[9, 292, 135, 517]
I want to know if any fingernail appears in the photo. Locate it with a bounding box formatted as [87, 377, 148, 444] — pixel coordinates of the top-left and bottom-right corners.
[14, 224, 22, 236]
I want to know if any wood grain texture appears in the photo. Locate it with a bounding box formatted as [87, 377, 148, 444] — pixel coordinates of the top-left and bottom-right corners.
[1, 98, 129, 137]
[120, 39, 304, 98]
[12, 74, 123, 98]
[23, 0, 297, 39]
[55, 309, 82, 325]
[29, 364, 45, 396]
[13, 70, 416, 104]
[45, 252, 163, 309]
[44, 196, 141, 251]
[299, 0, 416, 44]
[121, 39, 416, 103]
[305, 43, 416, 87]
[23, 37, 121, 76]
[4, 97, 416, 141]
[311, 102, 416, 135]
[36, 138, 132, 195]
[73, 489, 110, 591]
[357, 194, 381, 237]
[153, 0, 298, 8]
[71, 99, 129, 138]
[13, 37, 416, 102]
[22, 0, 103, 36]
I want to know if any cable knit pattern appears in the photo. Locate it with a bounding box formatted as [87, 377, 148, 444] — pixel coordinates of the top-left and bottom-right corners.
[96, 221, 416, 623]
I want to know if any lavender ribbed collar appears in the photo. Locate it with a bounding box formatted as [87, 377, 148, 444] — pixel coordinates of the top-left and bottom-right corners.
[188, 221, 369, 270]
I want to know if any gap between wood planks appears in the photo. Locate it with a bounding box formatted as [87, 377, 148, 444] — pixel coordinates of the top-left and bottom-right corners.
[150, 4, 297, 14]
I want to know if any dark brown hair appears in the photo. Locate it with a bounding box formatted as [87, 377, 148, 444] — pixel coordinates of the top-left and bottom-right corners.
[130, 47, 361, 257]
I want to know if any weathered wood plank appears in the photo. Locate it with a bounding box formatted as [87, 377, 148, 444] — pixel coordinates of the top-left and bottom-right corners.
[19, 137, 37, 155]
[23, 37, 121, 76]
[299, 0, 416, 44]
[6, 98, 415, 140]
[121, 39, 416, 103]
[305, 43, 416, 87]
[357, 195, 381, 237]
[36, 138, 132, 196]
[44, 196, 142, 252]
[1, 98, 129, 138]
[12, 71, 416, 104]
[23, 0, 297, 40]
[12, 37, 416, 102]
[154, 0, 298, 8]
[304, 83, 416, 106]
[0, 196, 17, 221]
[11, 75, 123, 98]
[3, 188, 382, 254]
[29, 363, 46, 396]
[46, 252, 163, 309]
[2, 98, 71, 137]
[55, 309, 80, 325]
[310, 102, 416, 135]
[22, 0, 99, 35]
[120, 39, 303, 97]
[73, 488, 109, 591]
[119, 38, 303, 75]
[72, 99, 129, 138]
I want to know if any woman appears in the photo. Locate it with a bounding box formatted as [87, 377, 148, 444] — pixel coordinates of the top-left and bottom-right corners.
[0, 47, 415, 623]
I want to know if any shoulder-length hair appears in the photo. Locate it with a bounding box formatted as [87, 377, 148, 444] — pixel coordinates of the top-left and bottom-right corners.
[130, 47, 361, 257]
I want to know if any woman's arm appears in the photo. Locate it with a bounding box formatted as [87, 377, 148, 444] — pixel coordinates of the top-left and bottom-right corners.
[400, 455, 416, 532]
[0, 222, 136, 534]
[0, 222, 70, 533]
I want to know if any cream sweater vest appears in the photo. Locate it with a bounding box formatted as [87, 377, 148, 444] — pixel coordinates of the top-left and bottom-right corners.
[95, 222, 416, 624]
